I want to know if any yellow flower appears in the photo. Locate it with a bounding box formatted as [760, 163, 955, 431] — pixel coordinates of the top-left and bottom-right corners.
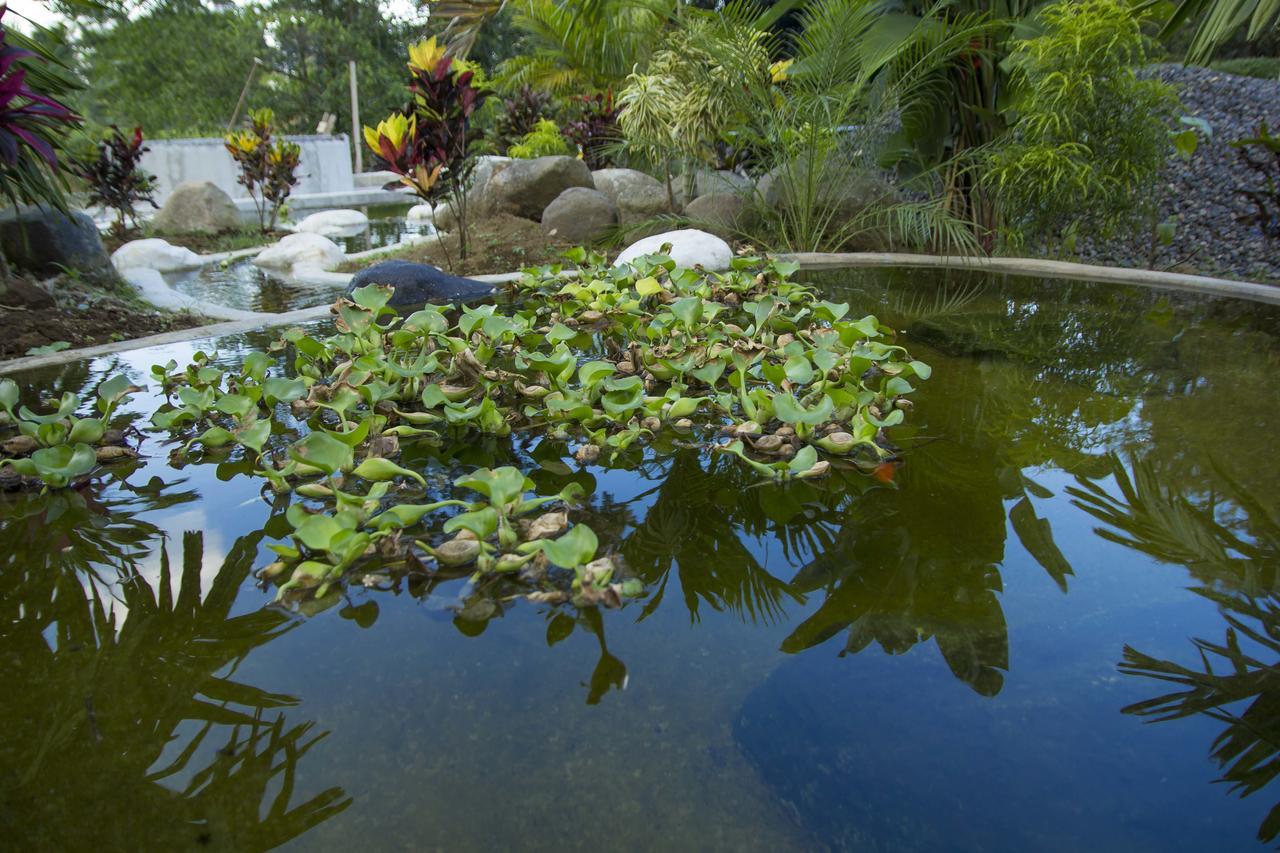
[770, 59, 793, 83]
[407, 37, 447, 72]
[224, 130, 260, 155]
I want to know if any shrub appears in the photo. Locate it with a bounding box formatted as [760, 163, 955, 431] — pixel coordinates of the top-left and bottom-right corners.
[74, 126, 157, 238]
[364, 37, 490, 264]
[563, 91, 617, 169]
[983, 0, 1180, 252]
[224, 108, 301, 233]
[508, 118, 571, 158]
[495, 85, 556, 153]
[1230, 121, 1280, 239]
[0, 9, 81, 216]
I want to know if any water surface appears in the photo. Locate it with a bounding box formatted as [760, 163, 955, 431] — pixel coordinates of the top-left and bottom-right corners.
[2, 268, 1278, 851]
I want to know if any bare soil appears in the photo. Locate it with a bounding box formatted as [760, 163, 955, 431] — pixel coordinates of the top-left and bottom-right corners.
[338, 214, 575, 277]
[0, 272, 205, 361]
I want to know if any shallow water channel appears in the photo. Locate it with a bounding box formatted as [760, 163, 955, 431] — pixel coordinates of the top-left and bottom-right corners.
[162, 205, 423, 314]
[2, 267, 1278, 850]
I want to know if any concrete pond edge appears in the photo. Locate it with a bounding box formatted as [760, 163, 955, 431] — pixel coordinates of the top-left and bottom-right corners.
[2, 254, 1274, 375]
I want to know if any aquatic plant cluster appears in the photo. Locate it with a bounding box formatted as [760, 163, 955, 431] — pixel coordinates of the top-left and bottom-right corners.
[1, 254, 928, 606]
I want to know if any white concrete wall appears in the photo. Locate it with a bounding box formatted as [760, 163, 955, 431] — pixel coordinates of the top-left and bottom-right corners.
[142, 135, 355, 204]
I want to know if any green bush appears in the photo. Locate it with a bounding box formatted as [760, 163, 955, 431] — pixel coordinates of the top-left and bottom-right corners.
[984, 0, 1180, 252]
[508, 118, 572, 158]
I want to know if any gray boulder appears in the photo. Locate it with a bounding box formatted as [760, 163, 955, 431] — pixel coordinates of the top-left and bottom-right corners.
[0, 207, 111, 275]
[487, 156, 594, 221]
[346, 260, 494, 309]
[684, 192, 754, 240]
[673, 169, 753, 207]
[541, 188, 618, 244]
[758, 164, 898, 219]
[152, 181, 241, 235]
[591, 168, 672, 227]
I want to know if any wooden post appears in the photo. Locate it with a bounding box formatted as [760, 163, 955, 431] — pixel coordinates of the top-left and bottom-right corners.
[227, 57, 262, 131]
[349, 59, 362, 174]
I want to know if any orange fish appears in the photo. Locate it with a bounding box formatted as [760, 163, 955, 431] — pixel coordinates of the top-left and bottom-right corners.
[872, 462, 896, 485]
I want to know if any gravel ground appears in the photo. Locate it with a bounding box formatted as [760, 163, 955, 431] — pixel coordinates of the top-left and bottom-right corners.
[1075, 64, 1280, 282]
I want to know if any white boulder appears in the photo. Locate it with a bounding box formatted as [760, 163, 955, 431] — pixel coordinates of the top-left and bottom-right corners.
[293, 209, 369, 237]
[111, 238, 203, 274]
[406, 204, 435, 223]
[613, 229, 734, 271]
[254, 232, 346, 274]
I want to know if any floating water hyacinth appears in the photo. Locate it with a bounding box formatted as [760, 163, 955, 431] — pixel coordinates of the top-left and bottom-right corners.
[52, 250, 930, 604]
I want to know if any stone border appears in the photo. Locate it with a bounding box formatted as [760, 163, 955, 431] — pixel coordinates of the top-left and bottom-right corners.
[2, 255, 1274, 375]
[777, 252, 1280, 305]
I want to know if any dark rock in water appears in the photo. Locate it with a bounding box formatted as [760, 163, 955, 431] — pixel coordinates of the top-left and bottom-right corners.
[0, 207, 111, 276]
[345, 260, 495, 308]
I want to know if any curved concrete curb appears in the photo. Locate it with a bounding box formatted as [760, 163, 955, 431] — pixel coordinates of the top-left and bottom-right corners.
[778, 252, 1280, 306]
[4, 254, 1273, 375]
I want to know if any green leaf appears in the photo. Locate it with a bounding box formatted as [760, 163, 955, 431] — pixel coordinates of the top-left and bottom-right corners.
[293, 514, 347, 551]
[908, 361, 932, 380]
[670, 296, 703, 327]
[0, 378, 17, 414]
[352, 456, 427, 486]
[443, 506, 499, 539]
[456, 466, 528, 507]
[539, 523, 599, 569]
[351, 284, 393, 311]
[235, 420, 272, 454]
[264, 376, 306, 404]
[578, 360, 615, 387]
[634, 276, 664, 297]
[783, 354, 814, 385]
[289, 431, 354, 475]
[772, 393, 834, 426]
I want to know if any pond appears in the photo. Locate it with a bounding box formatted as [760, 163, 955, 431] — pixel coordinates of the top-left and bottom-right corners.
[161, 205, 425, 314]
[2, 267, 1278, 851]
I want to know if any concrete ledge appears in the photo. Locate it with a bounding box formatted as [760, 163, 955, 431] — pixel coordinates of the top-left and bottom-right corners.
[4, 254, 1274, 375]
[778, 252, 1280, 305]
[234, 188, 413, 214]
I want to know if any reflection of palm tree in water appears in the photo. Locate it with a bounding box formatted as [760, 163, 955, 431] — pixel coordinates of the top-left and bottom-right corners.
[0, 485, 349, 849]
[1075, 454, 1280, 844]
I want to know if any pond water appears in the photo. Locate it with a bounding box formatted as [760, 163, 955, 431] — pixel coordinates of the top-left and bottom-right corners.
[3, 268, 1278, 851]
[162, 205, 425, 313]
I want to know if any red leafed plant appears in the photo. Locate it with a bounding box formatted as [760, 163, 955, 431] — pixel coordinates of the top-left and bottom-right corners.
[74, 126, 157, 238]
[364, 37, 490, 264]
[563, 91, 617, 170]
[0, 7, 82, 215]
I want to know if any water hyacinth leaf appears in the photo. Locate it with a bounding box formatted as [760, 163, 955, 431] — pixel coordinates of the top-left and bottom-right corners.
[812, 350, 839, 376]
[602, 376, 645, 415]
[289, 431, 354, 475]
[691, 361, 726, 386]
[323, 417, 372, 448]
[443, 506, 499, 539]
[67, 418, 105, 444]
[909, 361, 932, 380]
[351, 284, 393, 312]
[213, 393, 255, 420]
[352, 457, 427, 486]
[885, 377, 914, 396]
[670, 296, 703, 327]
[370, 500, 469, 531]
[19, 392, 78, 425]
[634, 276, 664, 297]
[784, 355, 814, 385]
[235, 419, 272, 454]
[456, 466, 529, 507]
[194, 426, 234, 448]
[578, 361, 615, 387]
[772, 393, 835, 426]
[28, 443, 97, 487]
[538, 523, 598, 569]
[850, 315, 881, 337]
[547, 322, 578, 343]
[241, 351, 272, 382]
[264, 376, 306, 404]
[95, 374, 140, 412]
[0, 378, 17, 414]
[787, 445, 819, 473]
[812, 300, 850, 322]
[293, 514, 349, 551]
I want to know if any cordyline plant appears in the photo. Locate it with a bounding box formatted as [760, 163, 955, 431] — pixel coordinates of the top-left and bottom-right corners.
[74, 126, 157, 238]
[563, 91, 616, 170]
[0, 8, 82, 277]
[364, 37, 489, 266]
[225, 108, 301, 233]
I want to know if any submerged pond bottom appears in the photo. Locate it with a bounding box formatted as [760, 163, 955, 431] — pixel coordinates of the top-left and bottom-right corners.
[1, 266, 1277, 851]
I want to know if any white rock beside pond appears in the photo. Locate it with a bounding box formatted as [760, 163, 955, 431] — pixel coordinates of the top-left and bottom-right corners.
[254, 232, 346, 274]
[293, 209, 369, 237]
[613, 229, 734, 271]
[111, 238, 203, 273]
[406, 203, 435, 223]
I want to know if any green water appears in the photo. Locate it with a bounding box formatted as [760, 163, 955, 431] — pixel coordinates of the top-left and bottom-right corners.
[2, 268, 1278, 851]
